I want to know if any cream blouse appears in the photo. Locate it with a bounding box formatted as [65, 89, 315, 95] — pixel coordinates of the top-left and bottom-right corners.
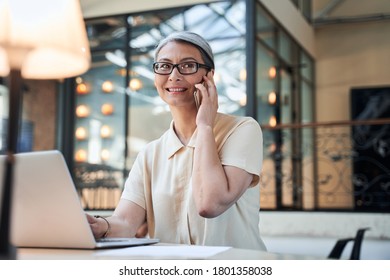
[121, 113, 266, 250]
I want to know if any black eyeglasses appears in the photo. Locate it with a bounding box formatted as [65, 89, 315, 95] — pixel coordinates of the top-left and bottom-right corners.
[153, 62, 210, 75]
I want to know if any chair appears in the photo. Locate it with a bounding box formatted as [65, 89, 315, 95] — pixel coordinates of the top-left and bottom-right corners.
[328, 227, 370, 259]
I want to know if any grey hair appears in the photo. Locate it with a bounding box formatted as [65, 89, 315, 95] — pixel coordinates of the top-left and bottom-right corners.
[154, 31, 215, 69]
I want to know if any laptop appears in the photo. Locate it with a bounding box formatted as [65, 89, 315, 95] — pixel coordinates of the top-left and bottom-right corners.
[0, 150, 159, 249]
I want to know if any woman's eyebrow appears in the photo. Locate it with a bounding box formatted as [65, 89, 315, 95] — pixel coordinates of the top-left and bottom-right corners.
[156, 57, 172, 62]
[156, 57, 198, 62]
[180, 57, 198, 61]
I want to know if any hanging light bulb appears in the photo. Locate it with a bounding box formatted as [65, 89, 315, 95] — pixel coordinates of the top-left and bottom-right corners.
[102, 80, 114, 93]
[101, 149, 110, 161]
[76, 82, 91, 94]
[75, 104, 90, 118]
[101, 103, 114, 115]
[268, 66, 277, 79]
[75, 127, 87, 140]
[129, 78, 143, 91]
[269, 143, 276, 153]
[268, 91, 277, 105]
[75, 149, 87, 162]
[239, 95, 247, 106]
[239, 68, 247, 81]
[269, 115, 277, 127]
[100, 125, 112, 138]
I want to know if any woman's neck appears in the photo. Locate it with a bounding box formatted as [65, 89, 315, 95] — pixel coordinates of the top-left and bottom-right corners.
[170, 107, 197, 145]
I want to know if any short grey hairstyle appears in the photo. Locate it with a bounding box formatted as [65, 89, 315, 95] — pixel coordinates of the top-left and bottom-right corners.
[154, 31, 215, 69]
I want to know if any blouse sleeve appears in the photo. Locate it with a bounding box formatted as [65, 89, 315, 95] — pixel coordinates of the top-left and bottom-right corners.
[219, 118, 263, 187]
[121, 151, 146, 209]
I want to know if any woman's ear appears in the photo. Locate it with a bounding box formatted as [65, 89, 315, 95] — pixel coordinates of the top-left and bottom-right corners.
[207, 69, 215, 82]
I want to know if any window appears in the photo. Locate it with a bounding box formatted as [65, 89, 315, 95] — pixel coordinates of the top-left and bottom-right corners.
[290, 0, 312, 22]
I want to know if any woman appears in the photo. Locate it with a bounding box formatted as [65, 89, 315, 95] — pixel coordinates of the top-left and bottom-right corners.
[87, 31, 266, 250]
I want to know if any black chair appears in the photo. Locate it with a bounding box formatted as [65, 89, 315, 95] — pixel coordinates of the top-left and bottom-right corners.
[328, 227, 370, 259]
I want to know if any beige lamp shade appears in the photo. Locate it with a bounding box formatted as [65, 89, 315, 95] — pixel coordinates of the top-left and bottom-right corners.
[0, 0, 90, 79]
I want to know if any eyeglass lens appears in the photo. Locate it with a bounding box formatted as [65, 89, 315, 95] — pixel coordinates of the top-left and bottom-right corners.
[154, 62, 201, 75]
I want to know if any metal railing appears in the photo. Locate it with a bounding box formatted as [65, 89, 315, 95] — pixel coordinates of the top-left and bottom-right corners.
[260, 118, 390, 212]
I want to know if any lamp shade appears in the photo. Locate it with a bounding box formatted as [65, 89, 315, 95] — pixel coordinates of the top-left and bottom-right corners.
[0, 0, 90, 79]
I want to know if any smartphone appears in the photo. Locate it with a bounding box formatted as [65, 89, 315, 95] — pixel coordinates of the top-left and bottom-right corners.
[194, 80, 205, 110]
[194, 90, 201, 110]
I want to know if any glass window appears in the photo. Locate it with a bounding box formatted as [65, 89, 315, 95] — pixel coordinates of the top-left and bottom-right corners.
[300, 51, 314, 82]
[256, 42, 276, 126]
[290, 0, 312, 22]
[301, 80, 313, 123]
[87, 17, 127, 51]
[74, 49, 127, 210]
[300, 0, 312, 22]
[256, 4, 276, 50]
[255, 2, 316, 210]
[278, 30, 293, 64]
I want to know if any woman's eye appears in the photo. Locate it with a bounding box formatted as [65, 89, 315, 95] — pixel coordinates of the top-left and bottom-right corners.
[161, 64, 171, 69]
[182, 63, 196, 69]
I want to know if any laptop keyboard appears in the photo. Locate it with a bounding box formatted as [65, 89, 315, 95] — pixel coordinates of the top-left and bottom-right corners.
[96, 238, 132, 243]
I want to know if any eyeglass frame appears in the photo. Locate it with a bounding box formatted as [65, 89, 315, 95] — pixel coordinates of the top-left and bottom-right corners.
[153, 61, 211, 75]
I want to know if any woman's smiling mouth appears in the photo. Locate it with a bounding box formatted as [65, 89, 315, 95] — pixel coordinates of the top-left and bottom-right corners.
[166, 87, 187, 93]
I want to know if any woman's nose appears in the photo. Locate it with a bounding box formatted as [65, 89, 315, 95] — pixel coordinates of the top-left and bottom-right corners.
[168, 67, 182, 80]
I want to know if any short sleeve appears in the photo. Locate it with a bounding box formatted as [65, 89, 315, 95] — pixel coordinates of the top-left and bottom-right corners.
[220, 118, 263, 187]
[121, 151, 146, 209]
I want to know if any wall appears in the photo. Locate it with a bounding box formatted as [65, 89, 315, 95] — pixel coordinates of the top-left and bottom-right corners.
[315, 20, 390, 122]
[22, 80, 57, 151]
[312, 19, 390, 208]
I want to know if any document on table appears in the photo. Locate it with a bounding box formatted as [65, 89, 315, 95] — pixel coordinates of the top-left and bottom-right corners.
[95, 245, 231, 259]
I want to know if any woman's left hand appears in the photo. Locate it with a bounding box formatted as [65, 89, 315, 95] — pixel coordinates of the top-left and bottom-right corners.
[195, 71, 218, 128]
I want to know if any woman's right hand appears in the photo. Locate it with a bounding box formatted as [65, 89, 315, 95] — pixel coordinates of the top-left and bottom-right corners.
[195, 71, 218, 128]
[86, 213, 106, 238]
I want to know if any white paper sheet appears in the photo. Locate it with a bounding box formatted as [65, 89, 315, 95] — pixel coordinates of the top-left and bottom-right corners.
[95, 245, 231, 259]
